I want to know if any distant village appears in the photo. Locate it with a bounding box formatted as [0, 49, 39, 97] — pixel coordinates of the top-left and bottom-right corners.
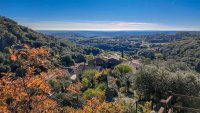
[64, 52, 140, 82]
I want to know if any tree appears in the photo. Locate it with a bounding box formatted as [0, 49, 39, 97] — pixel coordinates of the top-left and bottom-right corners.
[61, 54, 75, 67]
[134, 60, 200, 108]
[65, 97, 125, 113]
[81, 70, 98, 88]
[113, 64, 133, 76]
[0, 45, 61, 112]
[72, 53, 86, 63]
[83, 87, 105, 100]
[138, 49, 155, 60]
[113, 64, 134, 96]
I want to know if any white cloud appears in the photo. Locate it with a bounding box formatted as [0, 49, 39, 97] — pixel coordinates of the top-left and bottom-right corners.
[19, 21, 200, 31]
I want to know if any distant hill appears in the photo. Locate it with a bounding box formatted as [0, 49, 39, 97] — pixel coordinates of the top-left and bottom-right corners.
[39, 30, 179, 38]
[40, 30, 200, 38]
[0, 16, 76, 52]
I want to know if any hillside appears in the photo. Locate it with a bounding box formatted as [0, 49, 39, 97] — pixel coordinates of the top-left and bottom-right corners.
[0, 16, 137, 113]
[0, 16, 101, 70]
[0, 16, 81, 52]
[159, 37, 200, 72]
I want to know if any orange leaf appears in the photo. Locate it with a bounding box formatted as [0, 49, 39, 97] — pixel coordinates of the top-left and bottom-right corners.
[11, 55, 17, 61]
[20, 51, 27, 56]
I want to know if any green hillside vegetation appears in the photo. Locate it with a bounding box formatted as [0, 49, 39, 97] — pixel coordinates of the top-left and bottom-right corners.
[61, 31, 200, 73]
[0, 16, 101, 71]
[159, 37, 200, 72]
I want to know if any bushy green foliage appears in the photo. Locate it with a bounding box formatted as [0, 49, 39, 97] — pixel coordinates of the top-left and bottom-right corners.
[96, 83, 106, 90]
[48, 76, 71, 93]
[81, 69, 108, 88]
[82, 77, 90, 88]
[138, 49, 155, 60]
[53, 93, 83, 108]
[94, 69, 109, 84]
[72, 53, 86, 63]
[83, 83, 106, 100]
[134, 60, 200, 109]
[81, 70, 107, 100]
[85, 55, 94, 62]
[81, 70, 98, 88]
[61, 54, 75, 67]
[113, 64, 133, 77]
[134, 60, 200, 97]
[159, 37, 200, 72]
[83, 88, 104, 100]
[82, 46, 102, 55]
[49, 76, 84, 108]
[112, 64, 134, 96]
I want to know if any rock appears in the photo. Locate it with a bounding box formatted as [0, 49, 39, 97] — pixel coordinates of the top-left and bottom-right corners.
[70, 74, 77, 80]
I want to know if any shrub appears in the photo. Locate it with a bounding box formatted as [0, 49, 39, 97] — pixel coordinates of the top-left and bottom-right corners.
[52, 93, 83, 108]
[138, 49, 155, 60]
[81, 70, 98, 88]
[82, 77, 90, 88]
[85, 55, 94, 62]
[83, 88, 105, 100]
[140, 101, 152, 113]
[134, 61, 200, 97]
[61, 54, 75, 67]
[113, 64, 133, 77]
[72, 53, 86, 63]
[113, 64, 134, 95]
[48, 76, 71, 93]
[95, 69, 109, 83]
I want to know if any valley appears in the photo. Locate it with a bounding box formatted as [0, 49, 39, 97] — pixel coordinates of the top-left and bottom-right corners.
[0, 17, 200, 113]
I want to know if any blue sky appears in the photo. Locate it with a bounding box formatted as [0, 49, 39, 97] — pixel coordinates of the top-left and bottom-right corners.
[0, 0, 200, 30]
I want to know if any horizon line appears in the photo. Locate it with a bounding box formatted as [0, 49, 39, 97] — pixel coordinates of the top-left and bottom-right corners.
[36, 29, 200, 31]
[19, 21, 200, 31]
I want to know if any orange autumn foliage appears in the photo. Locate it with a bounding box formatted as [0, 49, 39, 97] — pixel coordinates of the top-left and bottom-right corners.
[40, 68, 68, 79]
[30, 95, 60, 113]
[0, 73, 30, 112]
[27, 75, 51, 94]
[66, 97, 125, 113]
[0, 72, 60, 112]
[66, 82, 82, 94]
[11, 54, 17, 61]
[0, 106, 7, 113]
[0, 45, 62, 113]
[1, 44, 127, 113]
[9, 45, 49, 68]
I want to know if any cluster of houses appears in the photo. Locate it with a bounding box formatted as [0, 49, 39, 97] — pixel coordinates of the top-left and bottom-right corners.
[67, 54, 140, 81]
[67, 55, 122, 81]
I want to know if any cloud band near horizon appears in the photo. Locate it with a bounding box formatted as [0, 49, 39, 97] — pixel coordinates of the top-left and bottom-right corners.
[19, 21, 200, 31]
